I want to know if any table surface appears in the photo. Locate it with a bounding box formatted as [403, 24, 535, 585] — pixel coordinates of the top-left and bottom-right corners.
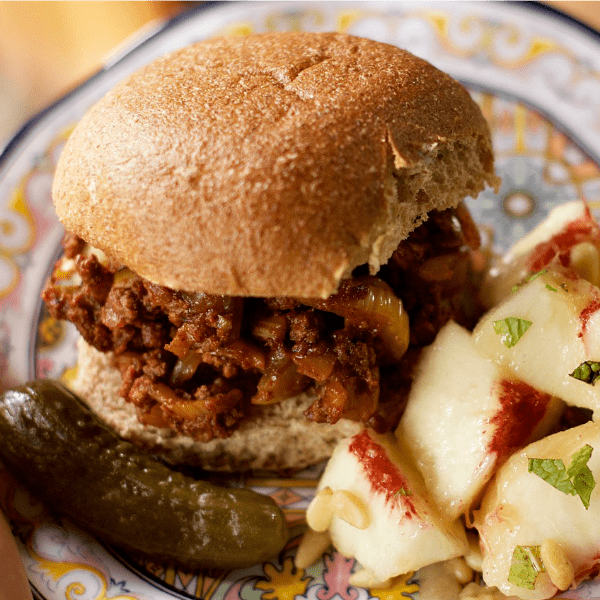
[547, 1, 600, 31]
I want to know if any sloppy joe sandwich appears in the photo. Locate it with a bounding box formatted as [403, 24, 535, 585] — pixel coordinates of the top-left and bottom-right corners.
[43, 31, 500, 471]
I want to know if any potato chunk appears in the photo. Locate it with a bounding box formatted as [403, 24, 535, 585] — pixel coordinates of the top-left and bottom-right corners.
[482, 200, 600, 306]
[311, 429, 467, 583]
[398, 321, 563, 520]
[474, 421, 600, 599]
[473, 266, 600, 413]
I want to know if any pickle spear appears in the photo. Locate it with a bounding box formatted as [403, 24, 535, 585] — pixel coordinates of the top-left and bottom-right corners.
[0, 380, 288, 569]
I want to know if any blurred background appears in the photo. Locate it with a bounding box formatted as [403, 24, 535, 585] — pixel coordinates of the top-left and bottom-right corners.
[0, 1, 188, 147]
[0, 1, 599, 149]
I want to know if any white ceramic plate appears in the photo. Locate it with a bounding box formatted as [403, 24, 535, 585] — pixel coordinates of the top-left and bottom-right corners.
[2, 2, 600, 599]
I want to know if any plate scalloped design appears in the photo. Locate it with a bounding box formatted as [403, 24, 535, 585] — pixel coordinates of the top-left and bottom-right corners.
[2, 2, 600, 599]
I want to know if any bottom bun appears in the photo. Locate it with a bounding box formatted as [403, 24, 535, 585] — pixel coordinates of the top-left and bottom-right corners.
[70, 338, 361, 472]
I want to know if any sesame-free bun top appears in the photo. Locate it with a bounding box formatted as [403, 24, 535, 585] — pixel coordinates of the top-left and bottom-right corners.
[53, 32, 499, 298]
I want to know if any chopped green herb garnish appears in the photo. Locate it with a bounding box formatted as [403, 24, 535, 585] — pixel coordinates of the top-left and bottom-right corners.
[508, 545, 544, 590]
[545, 284, 558, 292]
[528, 444, 595, 509]
[527, 269, 548, 282]
[493, 317, 532, 348]
[570, 361, 600, 385]
[512, 269, 548, 292]
[567, 445, 595, 510]
[528, 458, 576, 495]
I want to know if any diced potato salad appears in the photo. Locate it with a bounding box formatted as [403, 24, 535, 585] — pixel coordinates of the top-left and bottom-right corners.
[299, 200, 600, 599]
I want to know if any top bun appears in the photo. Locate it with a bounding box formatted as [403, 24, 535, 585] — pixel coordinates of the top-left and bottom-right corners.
[53, 32, 499, 298]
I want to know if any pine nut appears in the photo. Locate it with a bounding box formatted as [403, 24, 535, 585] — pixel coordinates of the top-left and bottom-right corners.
[448, 557, 474, 585]
[332, 490, 370, 529]
[294, 529, 331, 570]
[349, 567, 391, 589]
[306, 487, 334, 532]
[540, 538, 573, 591]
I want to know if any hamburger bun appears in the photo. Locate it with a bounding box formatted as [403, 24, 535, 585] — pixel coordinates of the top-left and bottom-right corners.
[53, 31, 499, 299]
[71, 338, 361, 471]
[51, 32, 500, 472]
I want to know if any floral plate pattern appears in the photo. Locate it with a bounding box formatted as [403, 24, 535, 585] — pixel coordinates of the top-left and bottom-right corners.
[2, 2, 600, 599]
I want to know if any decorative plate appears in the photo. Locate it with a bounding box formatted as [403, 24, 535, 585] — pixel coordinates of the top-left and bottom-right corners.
[2, 2, 600, 599]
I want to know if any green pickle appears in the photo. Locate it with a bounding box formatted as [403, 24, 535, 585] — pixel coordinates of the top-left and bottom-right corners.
[0, 380, 288, 569]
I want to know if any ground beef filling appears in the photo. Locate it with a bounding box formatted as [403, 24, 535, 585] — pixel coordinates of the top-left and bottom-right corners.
[42, 206, 482, 442]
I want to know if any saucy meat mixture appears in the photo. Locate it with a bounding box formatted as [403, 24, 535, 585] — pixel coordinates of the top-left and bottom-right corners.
[42, 205, 482, 442]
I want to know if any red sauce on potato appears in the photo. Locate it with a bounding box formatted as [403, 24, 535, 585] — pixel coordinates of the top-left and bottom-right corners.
[348, 430, 419, 519]
[488, 379, 552, 461]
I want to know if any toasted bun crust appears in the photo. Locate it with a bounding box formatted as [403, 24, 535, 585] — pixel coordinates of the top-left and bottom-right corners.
[70, 339, 361, 471]
[53, 32, 499, 298]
